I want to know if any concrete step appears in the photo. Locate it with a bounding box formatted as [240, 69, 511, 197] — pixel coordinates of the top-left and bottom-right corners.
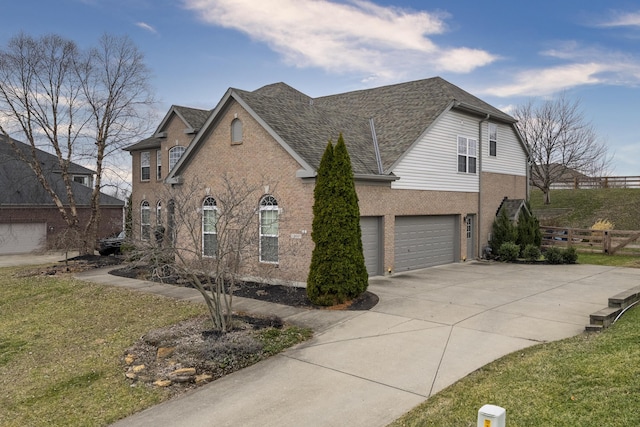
[588, 306, 622, 329]
[608, 285, 640, 309]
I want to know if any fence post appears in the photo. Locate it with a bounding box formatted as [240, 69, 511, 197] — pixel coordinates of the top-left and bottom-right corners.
[603, 230, 610, 254]
[604, 177, 609, 189]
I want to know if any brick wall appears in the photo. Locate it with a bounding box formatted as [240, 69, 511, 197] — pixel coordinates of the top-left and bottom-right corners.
[129, 104, 528, 283]
[0, 206, 123, 249]
[480, 172, 528, 251]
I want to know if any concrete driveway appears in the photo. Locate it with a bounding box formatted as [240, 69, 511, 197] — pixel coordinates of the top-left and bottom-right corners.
[98, 261, 640, 427]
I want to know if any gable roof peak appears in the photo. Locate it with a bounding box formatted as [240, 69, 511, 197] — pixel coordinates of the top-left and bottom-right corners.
[250, 82, 312, 103]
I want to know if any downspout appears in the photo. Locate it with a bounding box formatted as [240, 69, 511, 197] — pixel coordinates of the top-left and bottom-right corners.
[478, 114, 491, 259]
[370, 118, 384, 174]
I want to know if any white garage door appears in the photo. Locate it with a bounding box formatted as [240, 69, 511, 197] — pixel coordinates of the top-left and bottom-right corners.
[394, 216, 457, 272]
[360, 217, 382, 276]
[0, 223, 47, 255]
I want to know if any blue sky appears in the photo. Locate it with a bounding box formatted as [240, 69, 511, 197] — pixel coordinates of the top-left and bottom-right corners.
[2, 0, 640, 175]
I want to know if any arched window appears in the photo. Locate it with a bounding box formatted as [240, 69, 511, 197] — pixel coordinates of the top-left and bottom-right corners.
[259, 195, 278, 263]
[231, 118, 243, 144]
[169, 146, 186, 170]
[141, 201, 150, 240]
[202, 197, 218, 257]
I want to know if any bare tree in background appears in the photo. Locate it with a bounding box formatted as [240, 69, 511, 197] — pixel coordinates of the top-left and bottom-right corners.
[514, 93, 611, 204]
[0, 32, 154, 253]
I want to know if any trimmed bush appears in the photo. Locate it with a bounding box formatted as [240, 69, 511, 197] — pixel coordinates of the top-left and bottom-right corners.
[522, 244, 541, 262]
[516, 202, 542, 252]
[544, 247, 564, 264]
[562, 246, 578, 264]
[490, 208, 517, 254]
[498, 242, 520, 262]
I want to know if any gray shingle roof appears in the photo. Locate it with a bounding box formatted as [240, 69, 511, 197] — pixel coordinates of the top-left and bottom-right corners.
[234, 86, 380, 175]
[173, 105, 211, 130]
[124, 105, 210, 152]
[497, 198, 529, 221]
[123, 135, 163, 152]
[0, 135, 124, 206]
[237, 77, 516, 174]
[164, 77, 520, 179]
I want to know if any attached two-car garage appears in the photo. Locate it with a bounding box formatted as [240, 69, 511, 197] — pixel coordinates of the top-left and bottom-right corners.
[360, 215, 459, 276]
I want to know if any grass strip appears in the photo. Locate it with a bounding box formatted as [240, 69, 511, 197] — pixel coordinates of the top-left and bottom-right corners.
[389, 304, 640, 427]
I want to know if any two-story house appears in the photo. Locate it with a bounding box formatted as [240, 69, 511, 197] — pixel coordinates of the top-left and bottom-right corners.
[0, 136, 125, 254]
[125, 77, 529, 284]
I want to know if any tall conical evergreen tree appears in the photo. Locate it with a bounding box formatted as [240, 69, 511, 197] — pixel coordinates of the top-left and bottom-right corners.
[307, 141, 335, 303]
[307, 134, 368, 305]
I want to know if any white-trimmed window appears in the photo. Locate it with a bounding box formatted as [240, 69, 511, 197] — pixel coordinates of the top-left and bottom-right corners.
[202, 197, 217, 257]
[156, 201, 162, 225]
[457, 136, 477, 174]
[141, 201, 150, 240]
[489, 123, 497, 157]
[141, 152, 150, 181]
[231, 118, 243, 144]
[156, 150, 162, 180]
[259, 195, 279, 263]
[169, 146, 186, 171]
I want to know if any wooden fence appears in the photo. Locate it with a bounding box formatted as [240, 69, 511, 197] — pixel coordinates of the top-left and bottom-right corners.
[549, 176, 640, 190]
[541, 226, 640, 255]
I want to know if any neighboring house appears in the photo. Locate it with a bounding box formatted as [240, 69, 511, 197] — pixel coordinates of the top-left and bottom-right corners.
[126, 77, 529, 283]
[0, 135, 125, 255]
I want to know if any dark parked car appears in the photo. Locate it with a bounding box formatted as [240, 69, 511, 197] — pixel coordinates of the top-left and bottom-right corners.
[97, 231, 125, 256]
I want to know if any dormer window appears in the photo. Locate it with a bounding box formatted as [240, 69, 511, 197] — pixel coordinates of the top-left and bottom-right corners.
[72, 175, 92, 187]
[231, 118, 243, 144]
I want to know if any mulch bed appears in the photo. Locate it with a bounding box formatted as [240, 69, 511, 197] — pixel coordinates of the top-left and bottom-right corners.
[109, 264, 378, 311]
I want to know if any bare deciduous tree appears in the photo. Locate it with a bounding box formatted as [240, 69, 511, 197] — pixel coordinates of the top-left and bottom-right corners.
[514, 93, 611, 204]
[134, 175, 265, 332]
[0, 32, 154, 253]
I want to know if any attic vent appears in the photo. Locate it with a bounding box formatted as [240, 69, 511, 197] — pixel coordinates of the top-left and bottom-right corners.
[155, 131, 167, 138]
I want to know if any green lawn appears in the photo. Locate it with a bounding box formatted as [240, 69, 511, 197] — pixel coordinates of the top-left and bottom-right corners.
[0, 266, 309, 426]
[530, 188, 640, 230]
[389, 303, 640, 427]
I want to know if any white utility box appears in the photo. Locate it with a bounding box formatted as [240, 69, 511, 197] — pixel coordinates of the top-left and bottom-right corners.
[477, 404, 506, 427]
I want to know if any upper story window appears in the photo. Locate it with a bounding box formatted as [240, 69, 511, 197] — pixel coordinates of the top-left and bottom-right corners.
[72, 175, 92, 187]
[489, 123, 497, 157]
[141, 201, 150, 240]
[259, 195, 278, 263]
[457, 136, 477, 174]
[156, 150, 162, 180]
[169, 146, 186, 171]
[231, 118, 243, 144]
[202, 197, 218, 257]
[141, 151, 150, 181]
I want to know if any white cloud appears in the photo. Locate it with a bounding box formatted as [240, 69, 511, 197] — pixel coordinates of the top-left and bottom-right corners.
[482, 44, 640, 97]
[135, 22, 158, 34]
[182, 0, 497, 82]
[598, 11, 640, 28]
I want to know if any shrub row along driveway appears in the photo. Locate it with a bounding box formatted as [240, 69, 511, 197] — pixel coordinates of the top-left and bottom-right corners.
[92, 261, 640, 427]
